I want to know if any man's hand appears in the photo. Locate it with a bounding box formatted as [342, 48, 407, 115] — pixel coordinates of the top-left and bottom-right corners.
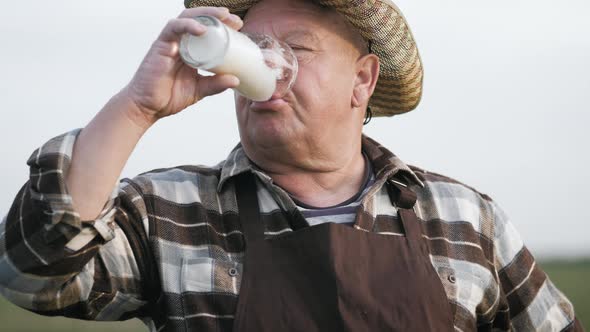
[122, 7, 243, 129]
[65, 7, 242, 220]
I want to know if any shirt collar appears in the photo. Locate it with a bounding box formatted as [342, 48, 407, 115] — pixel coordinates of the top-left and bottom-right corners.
[217, 135, 424, 192]
[360, 135, 424, 187]
[217, 144, 255, 192]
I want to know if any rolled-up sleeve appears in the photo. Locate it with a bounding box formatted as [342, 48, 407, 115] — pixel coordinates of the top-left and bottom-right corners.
[0, 129, 154, 321]
[491, 201, 584, 331]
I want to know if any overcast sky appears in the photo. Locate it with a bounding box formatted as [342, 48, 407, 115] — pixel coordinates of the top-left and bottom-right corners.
[0, 0, 588, 258]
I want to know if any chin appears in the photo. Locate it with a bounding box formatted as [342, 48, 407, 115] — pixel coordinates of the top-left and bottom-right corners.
[237, 99, 300, 150]
[250, 125, 291, 149]
[240, 118, 292, 150]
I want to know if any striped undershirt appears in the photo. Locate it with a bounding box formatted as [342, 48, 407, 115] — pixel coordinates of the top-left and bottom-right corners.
[290, 154, 375, 227]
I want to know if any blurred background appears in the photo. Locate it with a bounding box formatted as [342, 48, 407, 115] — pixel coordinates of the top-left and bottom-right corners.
[0, 0, 588, 330]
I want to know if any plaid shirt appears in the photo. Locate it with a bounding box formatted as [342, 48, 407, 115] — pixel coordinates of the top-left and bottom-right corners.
[0, 129, 582, 331]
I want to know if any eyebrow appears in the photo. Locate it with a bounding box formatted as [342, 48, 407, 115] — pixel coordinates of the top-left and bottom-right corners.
[281, 29, 320, 44]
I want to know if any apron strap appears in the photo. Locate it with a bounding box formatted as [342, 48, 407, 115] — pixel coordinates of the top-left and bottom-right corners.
[386, 178, 425, 252]
[236, 171, 426, 253]
[235, 172, 264, 243]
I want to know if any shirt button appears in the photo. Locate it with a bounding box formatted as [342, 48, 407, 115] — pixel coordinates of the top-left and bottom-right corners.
[360, 310, 368, 321]
[448, 274, 456, 283]
[228, 267, 239, 277]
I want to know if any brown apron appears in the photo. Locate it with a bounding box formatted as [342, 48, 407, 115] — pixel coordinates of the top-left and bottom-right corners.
[231, 172, 454, 331]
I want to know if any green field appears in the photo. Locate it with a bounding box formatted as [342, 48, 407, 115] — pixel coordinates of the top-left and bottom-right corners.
[0, 260, 588, 331]
[541, 260, 589, 330]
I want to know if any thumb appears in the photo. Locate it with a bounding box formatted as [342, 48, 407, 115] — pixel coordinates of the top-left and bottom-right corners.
[196, 74, 240, 100]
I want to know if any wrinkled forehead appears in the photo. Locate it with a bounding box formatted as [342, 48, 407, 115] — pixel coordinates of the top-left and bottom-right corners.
[242, 0, 336, 33]
[241, 0, 367, 51]
[244, 0, 331, 19]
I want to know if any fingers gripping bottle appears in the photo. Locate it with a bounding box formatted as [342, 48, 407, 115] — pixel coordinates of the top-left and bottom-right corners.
[179, 15, 298, 101]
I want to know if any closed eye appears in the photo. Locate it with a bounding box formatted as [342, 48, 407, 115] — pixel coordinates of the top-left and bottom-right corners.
[289, 44, 310, 51]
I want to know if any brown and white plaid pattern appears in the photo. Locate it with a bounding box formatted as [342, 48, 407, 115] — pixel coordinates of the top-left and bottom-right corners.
[0, 129, 582, 331]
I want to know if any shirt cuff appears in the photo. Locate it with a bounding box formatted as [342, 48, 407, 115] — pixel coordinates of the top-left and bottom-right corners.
[26, 129, 119, 248]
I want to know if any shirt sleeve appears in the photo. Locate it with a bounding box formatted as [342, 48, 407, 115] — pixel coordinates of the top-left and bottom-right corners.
[490, 200, 584, 331]
[0, 129, 156, 321]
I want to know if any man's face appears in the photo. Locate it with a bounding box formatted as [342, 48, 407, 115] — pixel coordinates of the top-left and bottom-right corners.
[236, 0, 366, 153]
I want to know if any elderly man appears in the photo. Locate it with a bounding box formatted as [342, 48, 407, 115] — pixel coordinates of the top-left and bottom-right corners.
[0, 0, 583, 331]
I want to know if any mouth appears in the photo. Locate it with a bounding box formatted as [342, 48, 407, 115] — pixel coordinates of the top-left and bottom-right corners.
[249, 98, 289, 112]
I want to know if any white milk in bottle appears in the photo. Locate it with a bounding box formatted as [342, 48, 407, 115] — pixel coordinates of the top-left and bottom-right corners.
[179, 15, 298, 101]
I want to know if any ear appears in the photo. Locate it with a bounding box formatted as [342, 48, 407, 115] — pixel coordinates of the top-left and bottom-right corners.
[351, 54, 380, 108]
